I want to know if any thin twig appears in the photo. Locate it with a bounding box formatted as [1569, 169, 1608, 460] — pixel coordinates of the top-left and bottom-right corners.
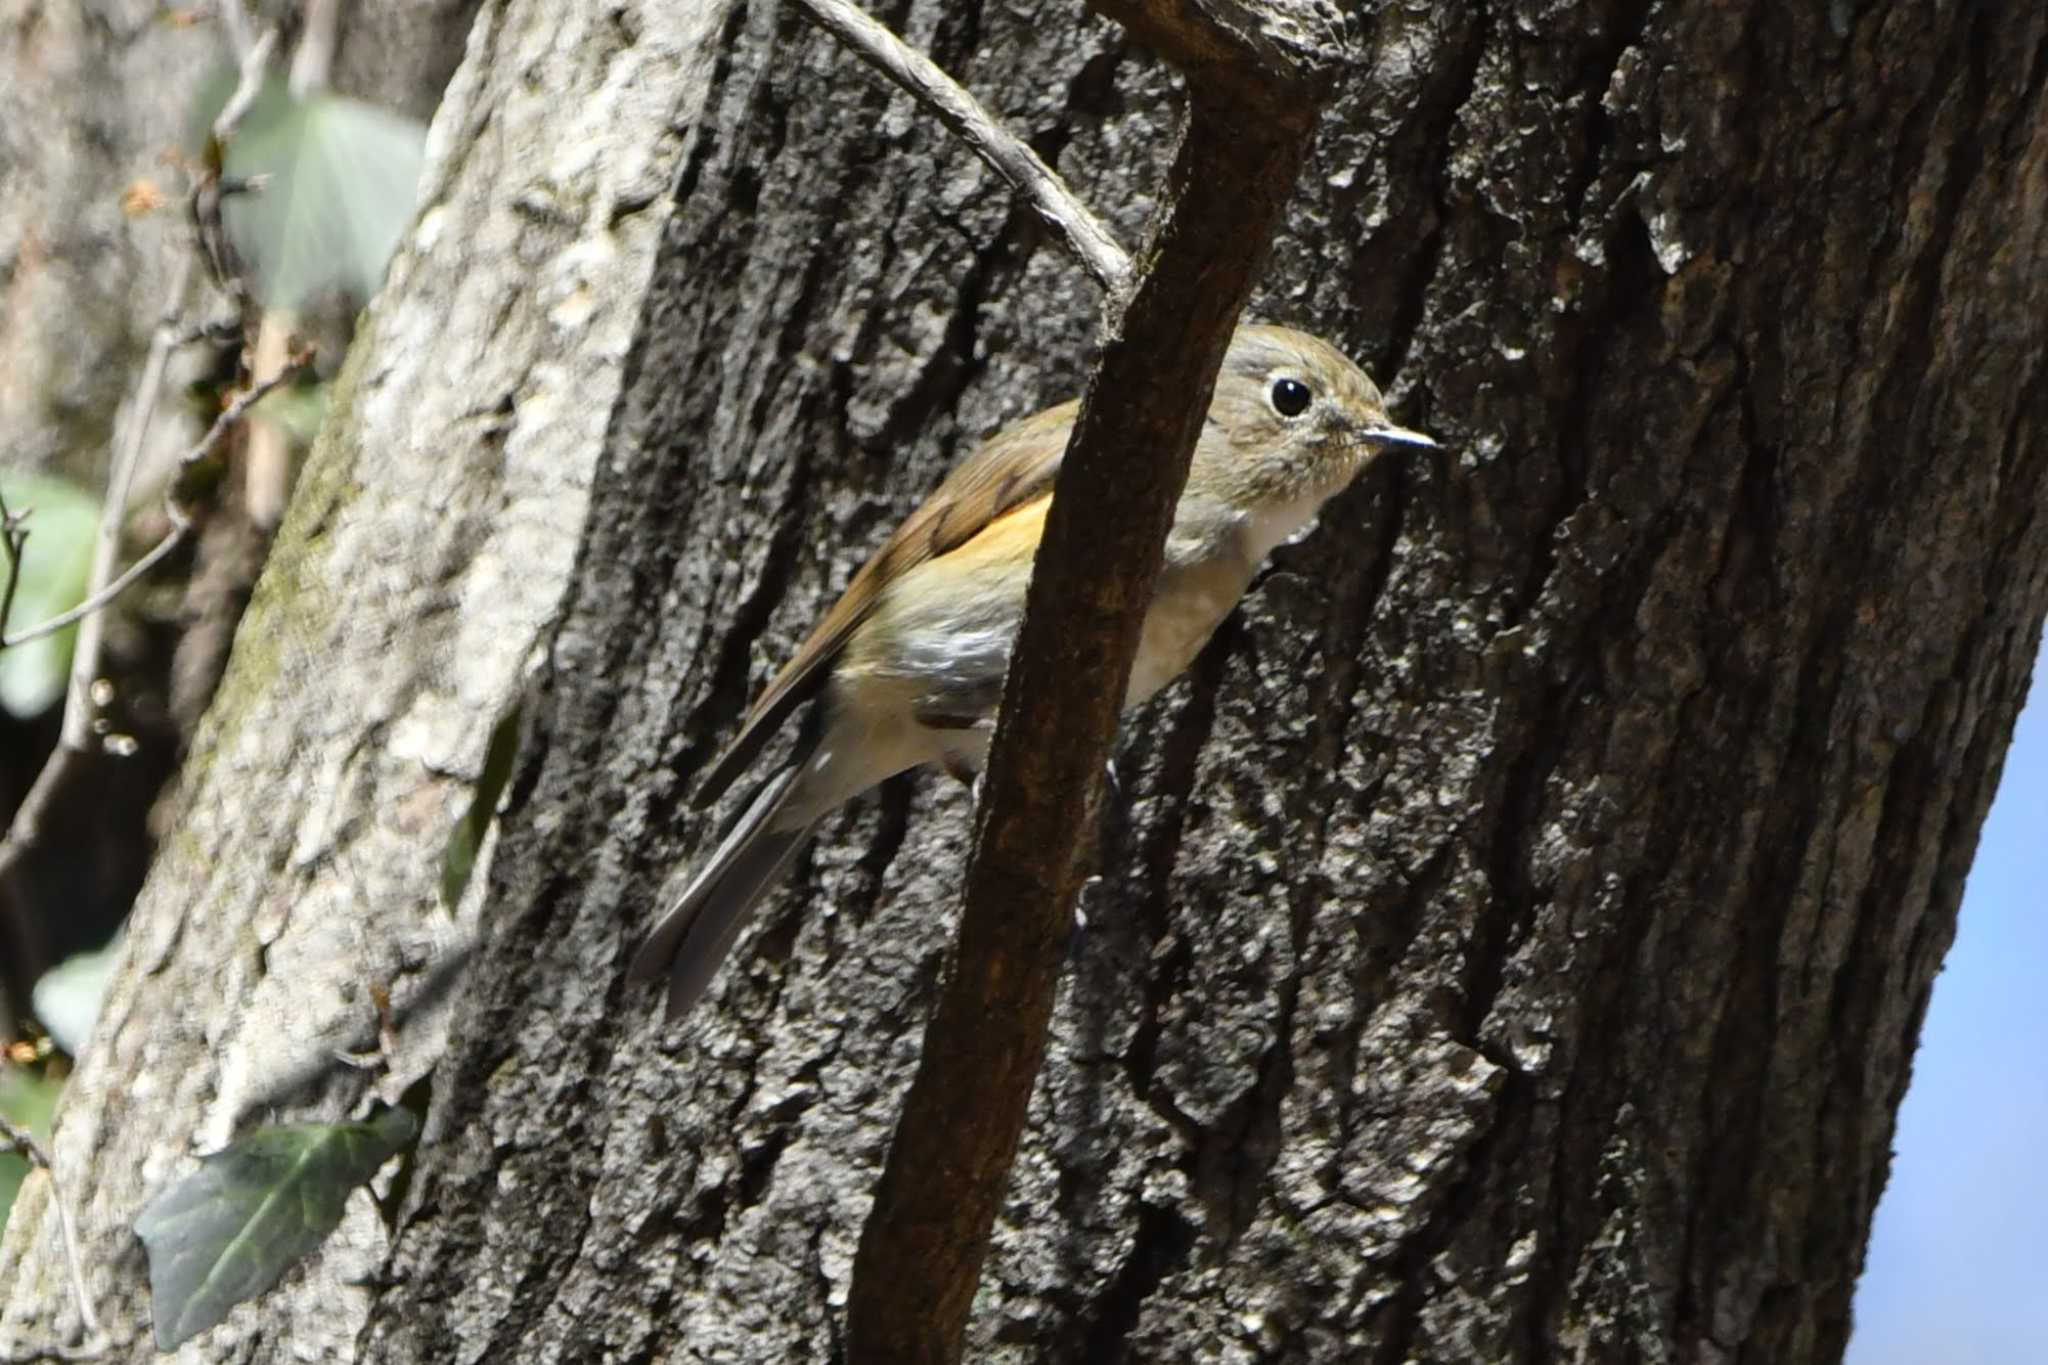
[0, 289, 250, 907]
[843, 1, 1346, 1357]
[243, 313, 296, 531]
[213, 27, 277, 140]
[0, 34, 285, 1346]
[0, 244, 198, 966]
[793, 0, 1132, 292]
[0, 358, 316, 652]
[57, 255, 195, 748]
[174, 359, 311, 492]
[214, 0, 258, 65]
[0, 16, 278, 970]
[1, 528, 189, 651]
[2, 22, 276, 696]
[260, 0, 341, 526]
[0, 491, 29, 645]
[2, 1114, 106, 1352]
[289, 0, 342, 97]
[194, 27, 278, 303]
[0, 352, 305, 1356]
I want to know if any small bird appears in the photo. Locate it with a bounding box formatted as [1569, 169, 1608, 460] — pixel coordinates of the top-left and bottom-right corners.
[630, 324, 1435, 1019]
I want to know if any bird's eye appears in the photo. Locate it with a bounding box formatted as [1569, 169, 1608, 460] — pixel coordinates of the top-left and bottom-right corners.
[1269, 377, 1313, 418]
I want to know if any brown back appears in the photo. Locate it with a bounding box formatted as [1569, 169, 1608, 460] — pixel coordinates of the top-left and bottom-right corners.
[693, 401, 1075, 806]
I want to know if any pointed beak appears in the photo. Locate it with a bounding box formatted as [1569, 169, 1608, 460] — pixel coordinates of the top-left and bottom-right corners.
[1364, 422, 1440, 452]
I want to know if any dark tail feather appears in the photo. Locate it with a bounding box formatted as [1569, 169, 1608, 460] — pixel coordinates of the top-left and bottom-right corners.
[628, 763, 818, 1021]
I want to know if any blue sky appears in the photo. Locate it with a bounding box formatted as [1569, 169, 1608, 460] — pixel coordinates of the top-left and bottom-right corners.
[1848, 644, 2048, 1362]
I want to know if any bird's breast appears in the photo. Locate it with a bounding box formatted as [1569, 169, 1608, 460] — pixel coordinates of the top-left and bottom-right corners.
[1240, 487, 1337, 563]
[831, 498, 1254, 754]
[1125, 557, 1254, 707]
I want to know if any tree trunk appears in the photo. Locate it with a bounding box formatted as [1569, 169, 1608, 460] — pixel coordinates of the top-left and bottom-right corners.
[9, 2, 2048, 1363]
[0, 0, 696, 1355]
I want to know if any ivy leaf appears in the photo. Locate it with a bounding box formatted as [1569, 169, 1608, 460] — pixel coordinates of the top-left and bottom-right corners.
[134, 1107, 419, 1349]
[222, 88, 426, 308]
[31, 939, 120, 1057]
[0, 474, 101, 719]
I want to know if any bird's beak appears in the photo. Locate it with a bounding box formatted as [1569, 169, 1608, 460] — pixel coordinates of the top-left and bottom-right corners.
[1365, 422, 1440, 452]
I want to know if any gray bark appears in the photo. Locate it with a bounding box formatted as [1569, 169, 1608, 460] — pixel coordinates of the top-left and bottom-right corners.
[0, 0, 714, 1356]
[10, 2, 2048, 1363]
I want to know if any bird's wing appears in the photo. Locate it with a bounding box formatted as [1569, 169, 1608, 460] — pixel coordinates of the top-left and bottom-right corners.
[692, 400, 1076, 807]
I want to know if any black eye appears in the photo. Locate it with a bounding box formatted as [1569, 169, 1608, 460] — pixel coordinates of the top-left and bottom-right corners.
[1269, 377, 1313, 418]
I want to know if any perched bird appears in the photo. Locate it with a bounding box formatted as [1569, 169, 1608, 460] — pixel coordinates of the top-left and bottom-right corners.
[630, 324, 1435, 1019]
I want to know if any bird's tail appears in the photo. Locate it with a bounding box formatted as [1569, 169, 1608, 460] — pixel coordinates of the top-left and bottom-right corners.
[627, 762, 819, 1021]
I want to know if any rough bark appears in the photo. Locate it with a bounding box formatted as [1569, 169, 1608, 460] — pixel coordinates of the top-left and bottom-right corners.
[0, 0, 716, 1356]
[10, 2, 2048, 1363]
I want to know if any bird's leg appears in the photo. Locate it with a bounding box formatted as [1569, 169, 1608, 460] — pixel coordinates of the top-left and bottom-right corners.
[1098, 754, 1132, 851]
[912, 674, 1001, 732]
[917, 686, 1113, 951]
[915, 687, 999, 794]
[916, 713, 986, 791]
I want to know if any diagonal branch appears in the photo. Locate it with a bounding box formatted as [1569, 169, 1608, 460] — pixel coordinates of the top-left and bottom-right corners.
[0, 494, 28, 647]
[0, 18, 281, 975]
[793, 0, 1132, 292]
[844, 3, 1350, 1361]
[0, 353, 306, 999]
[0, 362, 308, 653]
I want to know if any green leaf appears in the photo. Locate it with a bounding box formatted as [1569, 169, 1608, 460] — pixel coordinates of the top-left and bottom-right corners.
[134, 1107, 420, 1349]
[32, 939, 120, 1057]
[0, 474, 101, 718]
[441, 700, 523, 909]
[222, 90, 426, 308]
[0, 1064, 64, 1235]
[252, 378, 331, 446]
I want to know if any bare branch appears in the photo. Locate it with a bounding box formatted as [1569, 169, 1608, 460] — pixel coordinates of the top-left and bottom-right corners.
[0, 356, 315, 652]
[244, 314, 296, 531]
[181, 358, 312, 483]
[0, 528, 185, 653]
[54, 255, 195, 751]
[0, 336, 306, 1346]
[213, 0, 259, 64]
[213, 25, 280, 144]
[0, 492, 28, 647]
[289, 0, 343, 97]
[0, 241, 191, 942]
[844, 4, 1351, 1361]
[1, 10, 281, 829]
[0, 8, 283, 1021]
[193, 24, 279, 298]
[2, 1115, 106, 1356]
[0, 346, 307, 956]
[793, 0, 1132, 293]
